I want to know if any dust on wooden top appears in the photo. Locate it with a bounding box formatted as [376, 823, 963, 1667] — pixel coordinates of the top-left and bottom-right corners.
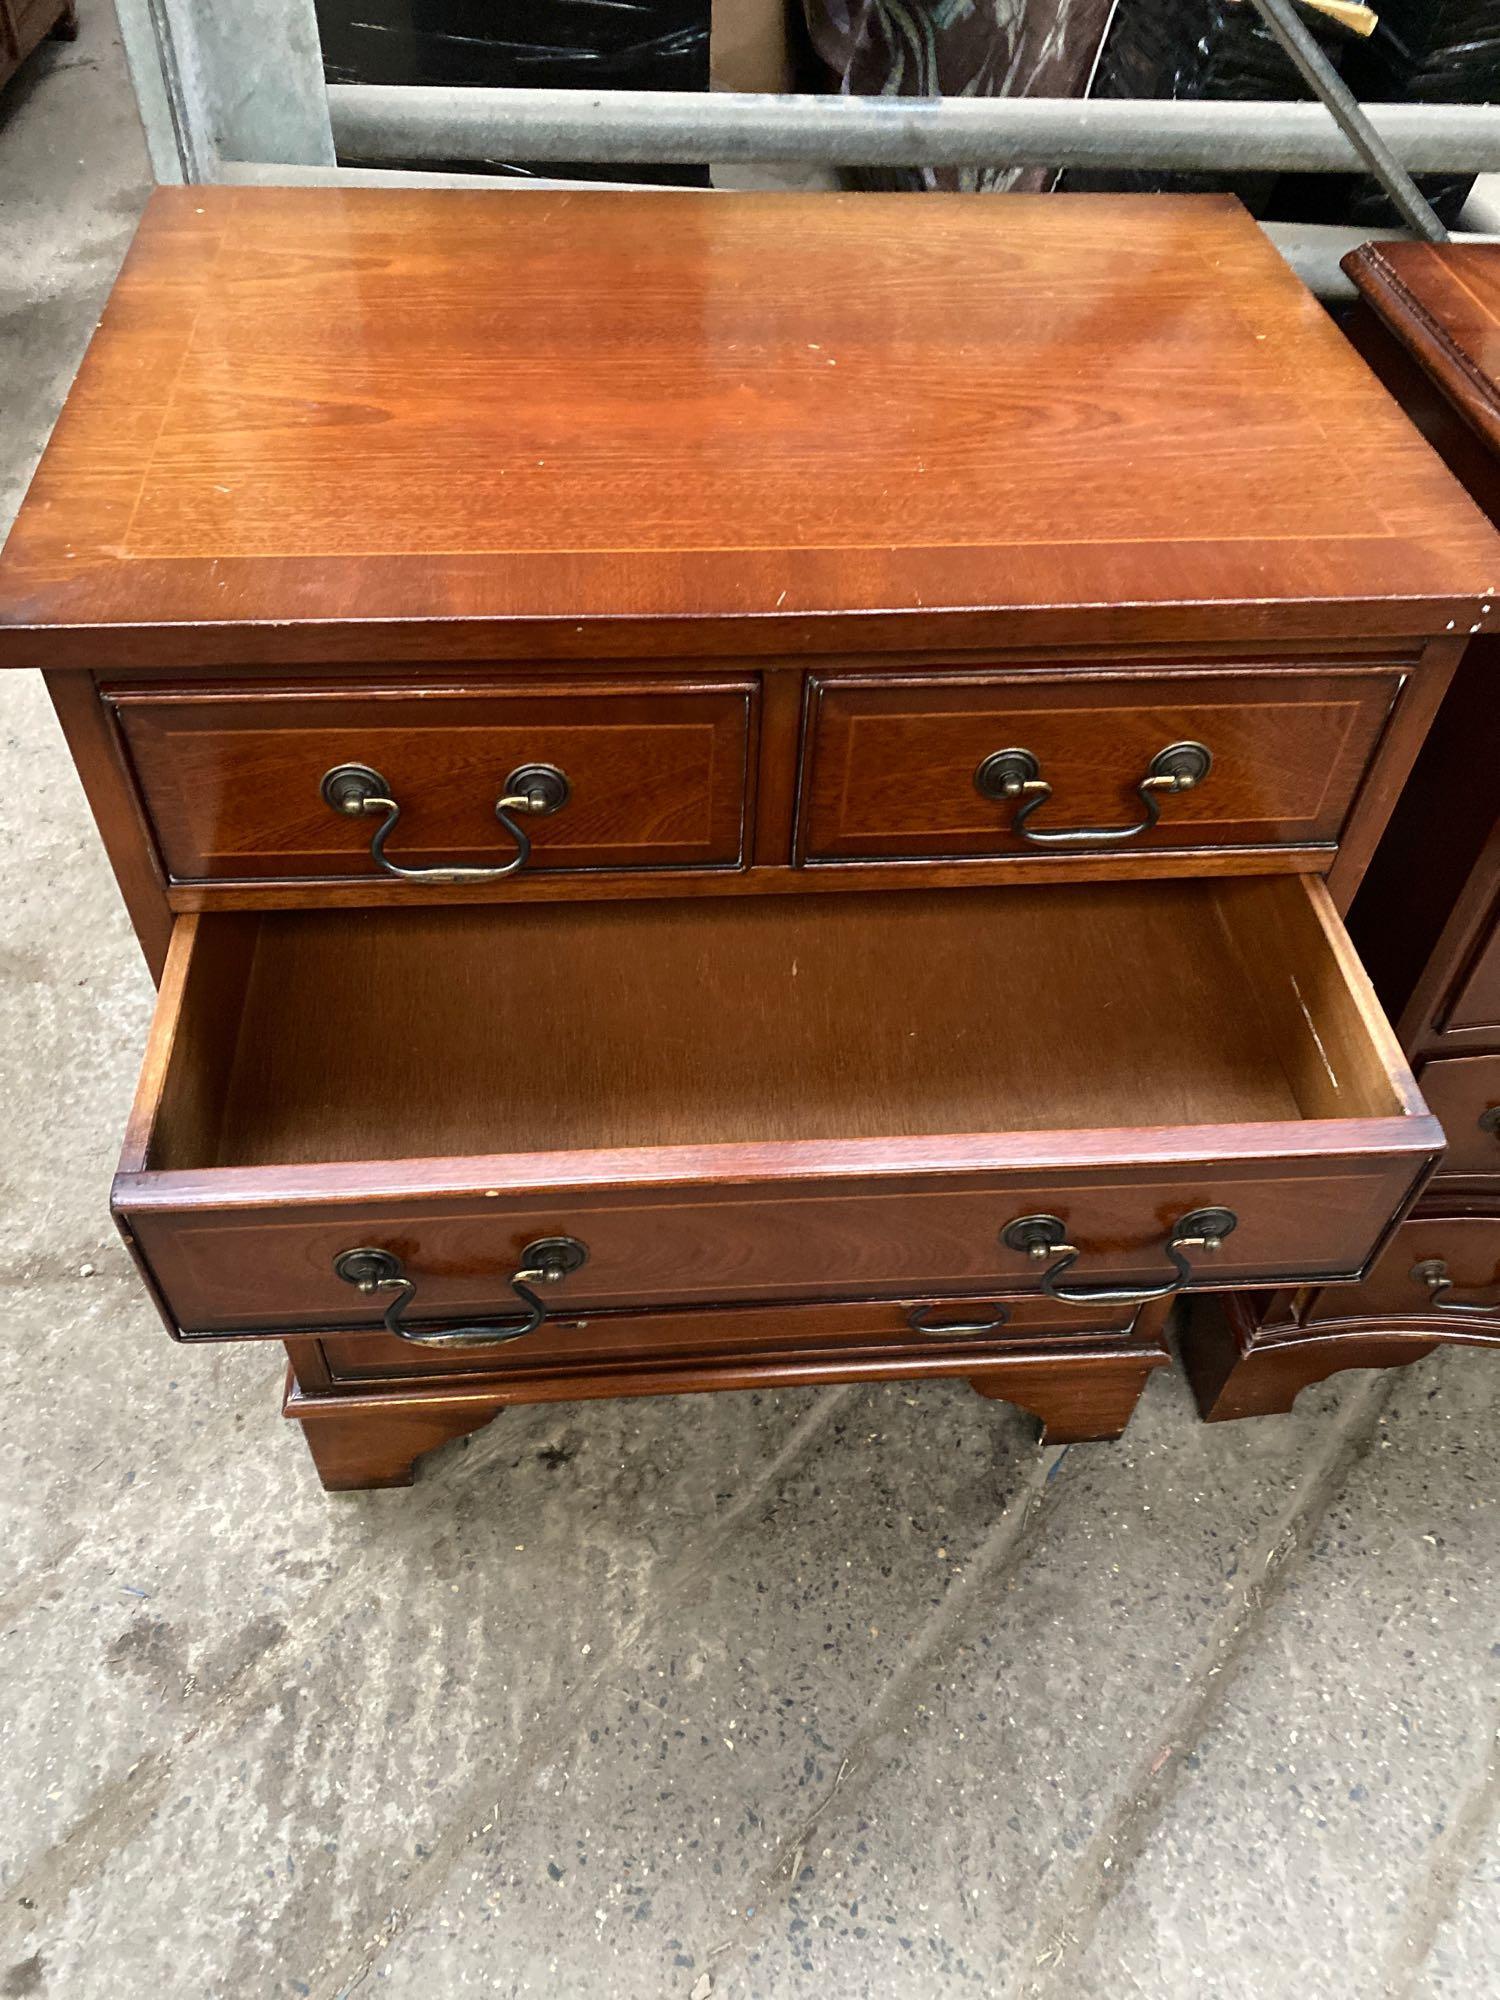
[3, 184, 1498, 667]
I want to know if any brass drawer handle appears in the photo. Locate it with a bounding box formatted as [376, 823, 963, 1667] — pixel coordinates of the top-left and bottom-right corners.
[1480, 1106, 1500, 1141]
[1002, 1208, 1236, 1306]
[332, 1236, 588, 1346]
[905, 1300, 1012, 1337]
[974, 741, 1211, 847]
[1410, 1257, 1500, 1317]
[321, 761, 569, 881]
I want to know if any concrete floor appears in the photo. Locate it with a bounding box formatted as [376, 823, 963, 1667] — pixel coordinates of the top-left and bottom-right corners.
[1, 14, 1497, 1998]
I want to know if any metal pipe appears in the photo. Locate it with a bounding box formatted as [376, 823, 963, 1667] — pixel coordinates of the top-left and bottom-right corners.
[328, 86, 1500, 174]
[1246, 0, 1447, 241]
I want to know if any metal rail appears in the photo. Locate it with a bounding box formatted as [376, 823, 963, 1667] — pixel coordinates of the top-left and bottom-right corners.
[328, 86, 1500, 176]
[1247, 0, 1447, 240]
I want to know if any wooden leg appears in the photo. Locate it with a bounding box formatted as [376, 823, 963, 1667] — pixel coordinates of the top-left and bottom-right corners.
[51, 3, 80, 40]
[968, 1349, 1163, 1444]
[1182, 1299, 1440, 1423]
[292, 1398, 504, 1491]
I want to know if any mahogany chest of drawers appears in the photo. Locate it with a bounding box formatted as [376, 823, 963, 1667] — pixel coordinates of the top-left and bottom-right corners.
[3, 187, 1496, 1488]
[1185, 239, 1500, 1419]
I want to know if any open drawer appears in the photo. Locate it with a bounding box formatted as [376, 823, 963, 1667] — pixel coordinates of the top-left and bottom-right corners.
[113, 878, 1441, 1343]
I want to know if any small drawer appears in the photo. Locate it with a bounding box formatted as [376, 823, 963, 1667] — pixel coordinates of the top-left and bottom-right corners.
[313, 1292, 1136, 1384]
[796, 666, 1399, 867]
[107, 675, 755, 885]
[1417, 1055, 1500, 1180]
[1302, 1211, 1500, 1335]
[113, 874, 1438, 1342]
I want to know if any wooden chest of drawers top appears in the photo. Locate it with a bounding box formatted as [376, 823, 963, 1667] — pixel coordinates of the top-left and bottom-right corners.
[1, 185, 1497, 670]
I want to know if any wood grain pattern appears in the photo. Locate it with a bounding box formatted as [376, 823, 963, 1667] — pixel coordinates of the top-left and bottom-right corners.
[108, 675, 755, 882]
[1345, 241, 1500, 461]
[60, 635, 1467, 948]
[110, 878, 1440, 1337]
[283, 1337, 1170, 1488]
[25, 193, 1496, 1475]
[142, 880, 1414, 1170]
[798, 665, 1399, 864]
[3, 188, 1498, 671]
[123, 1160, 1430, 1337]
[1182, 242, 1500, 1418]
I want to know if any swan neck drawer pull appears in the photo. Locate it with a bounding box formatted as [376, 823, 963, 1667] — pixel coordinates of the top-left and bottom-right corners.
[321, 761, 569, 881]
[1002, 1207, 1236, 1307]
[905, 1301, 1012, 1337]
[332, 1237, 588, 1346]
[974, 741, 1211, 847]
[1410, 1257, 1500, 1317]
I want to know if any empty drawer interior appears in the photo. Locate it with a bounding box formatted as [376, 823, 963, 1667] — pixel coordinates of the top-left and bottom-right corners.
[135, 877, 1417, 1174]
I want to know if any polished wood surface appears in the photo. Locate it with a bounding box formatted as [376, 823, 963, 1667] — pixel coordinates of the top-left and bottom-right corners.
[1301, 1209, 1500, 1332]
[141, 879, 1415, 1168]
[1345, 241, 1500, 461]
[112, 877, 1438, 1337]
[3, 188, 1498, 671]
[1183, 1200, 1500, 1423]
[313, 1291, 1137, 1384]
[21, 191, 1493, 1478]
[58, 634, 1466, 964]
[798, 663, 1400, 864]
[1184, 240, 1500, 1419]
[285, 1333, 1173, 1487]
[45, 667, 175, 970]
[109, 675, 756, 882]
[125, 1157, 1429, 1337]
[1413, 1056, 1500, 1181]
[1181, 1293, 1442, 1424]
[149, 884, 1406, 1167]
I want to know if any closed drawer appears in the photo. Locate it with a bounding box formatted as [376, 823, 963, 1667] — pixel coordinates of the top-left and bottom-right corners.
[1439, 906, 1500, 1037]
[1302, 1211, 1500, 1336]
[107, 675, 755, 884]
[1417, 1055, 1500, 1179]
[796, 666, 1398, 866]
[112, 874, 1438, 1343]
[314, 1292, 1137, 1384]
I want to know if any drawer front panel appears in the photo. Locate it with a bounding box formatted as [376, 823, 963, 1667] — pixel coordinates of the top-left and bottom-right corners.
[126, 1158, 1422, 1337]
[315, 1292, 1136, 1383]
[1417, 1054, 1500, 1178]
[797, 668, 1397, 864]
[1303, 1211, 1500, 1334]
[1440, 909, 1500, 1037]
[109, 678, 755, 882]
